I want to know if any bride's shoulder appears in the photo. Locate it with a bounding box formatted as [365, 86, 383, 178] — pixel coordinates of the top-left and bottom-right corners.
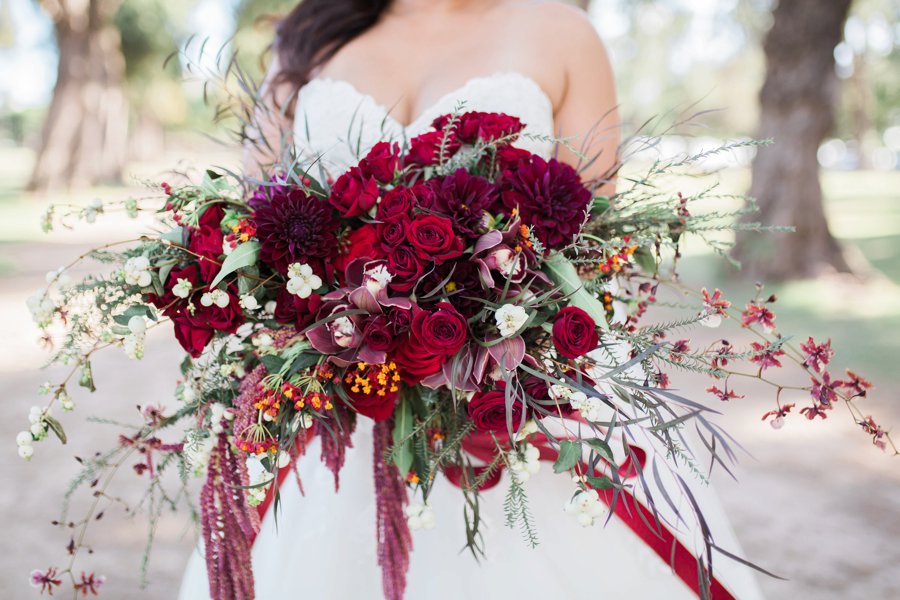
[505, 1, 600, 39]
[503, 1, 608, 62]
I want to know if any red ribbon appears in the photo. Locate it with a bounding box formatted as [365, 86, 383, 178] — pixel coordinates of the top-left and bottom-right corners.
[256, 427, 736, 600]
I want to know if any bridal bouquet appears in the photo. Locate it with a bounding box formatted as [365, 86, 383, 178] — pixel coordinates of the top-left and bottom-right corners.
[23, 109, 894, 600]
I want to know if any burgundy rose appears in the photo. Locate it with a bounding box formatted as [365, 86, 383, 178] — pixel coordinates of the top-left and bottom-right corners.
[392, 337, 445, 385]
[387, 245, 425, 293]
[500, 156, 592, 251]
[362, 315, 397, 353]
[148, 263, 201, 315]
[468, 386, 526, 433]
[388, 306, 413, 335]
[495, 146, 532, 171]
[377, 186, 417, 220]
[426, 169, 499, 238]
[274, 289, 324, 329]
[407, 214, 463, 263]
[552, 306, 599, 360]
[359, 141, 400, 183]
[406, 130, 460, 167]
[188, 205, 225, 282]
[254, 188, 338, 276]
[432, 112, 525, 144]
[376, 217, 408, 252]
[410, 302, 467, 357]
[171, 288, 244, 357]
[329, 166, 379, 218]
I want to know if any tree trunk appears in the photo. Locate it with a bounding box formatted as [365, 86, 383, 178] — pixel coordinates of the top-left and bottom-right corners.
[733, 0, 854, 280]
[28, 0, 128, 192]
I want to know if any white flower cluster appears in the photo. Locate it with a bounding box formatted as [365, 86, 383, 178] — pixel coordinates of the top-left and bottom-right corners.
[123, 256, 152, 288]
[17, 406, 52, 460]
[239, 295, 259, 311]
[200, 289, 230, 308]
[209, 403, 234, 435]
[183, 430, 216, 473]
[123, 315, 147, 360]
[405, 503, 436, 530]
[286, 263, 322, 299]
[246, 471, 275, 507]
[508, 443, 541, 482]
[550, 384, 605, 423]
[495, 303, 528, 338]
[172, 278, 193, 299]
[83, 198, 103, 224]
[26, 290, 56, 328]
[564, 489, 606, 527]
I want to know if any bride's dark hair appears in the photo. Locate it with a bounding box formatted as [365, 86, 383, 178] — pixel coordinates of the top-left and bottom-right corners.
[273, 0, 392, 94]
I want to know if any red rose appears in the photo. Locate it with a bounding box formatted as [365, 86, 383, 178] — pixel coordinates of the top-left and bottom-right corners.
[377, 217, 408, 251]
[377, 186, 417, 220]
[189, 205, 225, 282]
[495, 145, 533, 171]
[274, 289, 323, 329]
[392, 336, 445, 385]
[552, 306, 599, 359]
[335, 224, 384, 277]
[171, 288, 244, 357]
[460, 112, 524, 144]
[410, 302, 467, 357]
[407, 214, 463, 263]
[172, 316, 215, 358]
[406, 130, 460, 167]
[362, 315, 397, 353]
[148, 263, 201, 315]
[387, 245, 425, 293]
[359, 141, 400, 183]
[344, 363, 400, 421]
[329, 166, 379, 218]
[388, 306, 413, 335]
[468, 385, 526, 433]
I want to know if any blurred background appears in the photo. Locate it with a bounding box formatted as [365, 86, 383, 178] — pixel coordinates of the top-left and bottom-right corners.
[1, 0, 899, 598]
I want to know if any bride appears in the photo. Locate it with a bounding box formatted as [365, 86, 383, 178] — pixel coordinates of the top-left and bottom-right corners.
[180, 1, 765, 598]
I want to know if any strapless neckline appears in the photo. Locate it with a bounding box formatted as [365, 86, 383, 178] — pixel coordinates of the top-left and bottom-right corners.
[302, 71, 555, 132]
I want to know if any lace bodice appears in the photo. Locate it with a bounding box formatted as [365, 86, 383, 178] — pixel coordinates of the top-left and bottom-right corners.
[292, 71, 555, 177]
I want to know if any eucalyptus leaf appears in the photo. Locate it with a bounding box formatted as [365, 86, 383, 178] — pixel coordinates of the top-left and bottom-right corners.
[584, 438, 615, 463]
[392, 397, 414, 477]
[542, 253, 609, 330]
[209, 240, 260, 288]
[553, 440, 581, 473]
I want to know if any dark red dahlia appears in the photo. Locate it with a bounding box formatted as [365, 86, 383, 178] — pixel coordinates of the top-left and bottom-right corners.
[426, 169, 499, 238]
[254, 188, 339, 276]
[500, 156, 591, 251]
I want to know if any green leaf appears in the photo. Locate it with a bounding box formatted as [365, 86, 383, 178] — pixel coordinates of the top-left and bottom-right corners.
[79, 362, 95, 392]
[209, 241, 260, 289]
[392, 396, 414, 477]
[158, 262, 175, 288]
[260, 355, 286, 374]
[633, 246, 657, 275]
[112, 305, 155, 326]
[160, 226, 184, 244]
[44, 416, 67, 445]
[585, 475, 614, 490]
[590, 196, 610, 215]
[553, 440, 582, 473]
[542, 253, 609, 330]
[584, 438, 615, 463]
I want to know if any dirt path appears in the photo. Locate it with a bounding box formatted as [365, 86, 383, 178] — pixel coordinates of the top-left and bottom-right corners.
[2, 238, 898, 599]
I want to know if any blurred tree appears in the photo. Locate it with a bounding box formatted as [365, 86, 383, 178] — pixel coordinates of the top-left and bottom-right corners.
[28, 0, 129, 191]
[734, 0, 855, 279]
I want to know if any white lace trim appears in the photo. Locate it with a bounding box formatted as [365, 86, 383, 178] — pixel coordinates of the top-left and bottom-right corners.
[293, 71, 555, 178]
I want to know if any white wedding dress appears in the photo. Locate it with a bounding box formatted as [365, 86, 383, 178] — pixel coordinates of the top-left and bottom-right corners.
[179, 72, 765, 600]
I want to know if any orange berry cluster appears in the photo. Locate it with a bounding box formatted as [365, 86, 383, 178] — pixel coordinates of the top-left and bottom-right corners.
[514, 224, 533, 253]
[345, 362, 401, 397]
[237, 433, 277, 456]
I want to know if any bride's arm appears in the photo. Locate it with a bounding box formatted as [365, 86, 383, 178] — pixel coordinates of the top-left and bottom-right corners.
[546, 7, 620, 196]
[242, 53, 296, 179]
